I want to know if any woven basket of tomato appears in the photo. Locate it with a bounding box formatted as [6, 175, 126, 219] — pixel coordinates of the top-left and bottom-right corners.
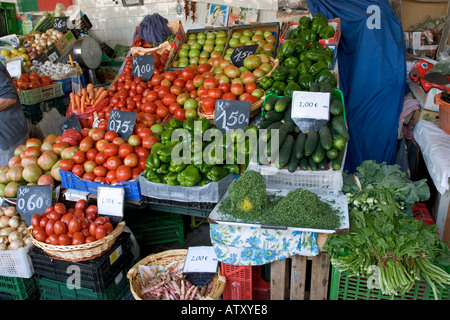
[27, 200, 125, 262]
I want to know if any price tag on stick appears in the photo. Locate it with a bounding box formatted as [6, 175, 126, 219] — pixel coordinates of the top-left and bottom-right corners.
[60, 113, 82, 133]
[132, 54, 155, 82]
[16, 185, 53, 226]
[291, 91, 331, 132]
[106, 109, 137, 140]
[214, 99, 250, 134]
[230, 45, 259, 68]
[53, 17, 68, 32]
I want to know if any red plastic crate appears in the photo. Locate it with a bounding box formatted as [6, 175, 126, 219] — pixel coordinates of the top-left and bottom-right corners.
[221, 263, 264, 300]
[252, 278, 270, 300]
[412, 203, 434, 225]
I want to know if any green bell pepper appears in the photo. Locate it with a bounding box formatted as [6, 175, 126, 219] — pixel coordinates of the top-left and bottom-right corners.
[298, 16, 312, 30]
[284, 81, 302, 96]
[196, 163, 214, 175]
[313, 13, 327, 23]
[298, 74, 314, 91]
[169, 160, 187, 173]
[311, 18, 327, 34]
[145, 154, 161, 171]
[280, 41, 295, 58]
[319, 25, 335, 39]
[283, 56, 300, 69]
[143, 169, 162, 183]
[271, 65, 288, 82]
[223, 164, 240, 175]
[304, 50, 330, 62]
[193, 118, 211, 136]
[309, 41, 324, 51]
[319, 55, 333, 69]
[161, 128, 174, 144]
[157, 145, 173, 163]
[293, 38, 308, 54]
[163, 172, 179, 186]
[276, 47, 285, 62]
[198, 179, 211, 187]
[150, 142, 164, 155]
[183, 118, 195, 133]
[272, 81, 286, 91]
[259, 76, 274, 90]
[315, 69, 337, 88]
[287, 27, 300, 39]
[286, 69, 299, 82]
[301, 29, 316, 42]
[309, 61, 327, 76]
[177, 164, 202, 187]
[296, 62, 309, 75]
[169, 118, 184, 129]
[156, 163, 170, 175]
[206, 166, 229, 182]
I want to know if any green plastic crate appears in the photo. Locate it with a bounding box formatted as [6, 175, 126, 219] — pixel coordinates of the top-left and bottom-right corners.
[125, 211, 185, 246]
[0, 275, 38, 300]
[329, 265, 450, 300]
[19, 82, 64, 105]
[38, 265, 130, 300]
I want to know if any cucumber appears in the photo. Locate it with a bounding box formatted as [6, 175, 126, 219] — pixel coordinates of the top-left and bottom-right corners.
[260, 121, 283, 142]
[264, 109, 285, 122]
[332, 148, 345, 170]
[318, 158, 328, 170]
[258, 120, 273, 130]
[309, 82, 320, 92]
[267, 121, 293, 159]
[264, 97, 279, 111]
[308, 156, 318, 171]
[320, 81, 333, 93]
[299, 157, 309, 170]
[274, 96, 291, 113]
[287, 143, 300, 173]
[326, 148, 339, 160]
[294, 132, 306, 159]
[332, 134, 347, 151]
[312, 143, 325, 163]
[276, 134, 294, 169]
[329, 99, 343, 116]
[331, 115, 349, 141]
[294, 125, 301, 134]
[318, 125, 332, 150]
[304, 130, 318, 157]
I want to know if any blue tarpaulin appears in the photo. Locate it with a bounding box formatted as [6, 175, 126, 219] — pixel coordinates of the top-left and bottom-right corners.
[306, 0, 406, 173]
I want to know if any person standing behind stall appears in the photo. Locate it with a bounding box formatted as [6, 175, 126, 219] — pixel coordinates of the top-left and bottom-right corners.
[0, 62, 28, 166]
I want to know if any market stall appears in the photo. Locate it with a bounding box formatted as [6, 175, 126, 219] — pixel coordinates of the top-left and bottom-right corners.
[0, 0, 449, 303]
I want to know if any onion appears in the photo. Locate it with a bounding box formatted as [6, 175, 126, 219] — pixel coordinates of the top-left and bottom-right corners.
[47, 40, 53, 46]
[4, 206, 17, 217]
[19, 221, 27, 228]
[0, 243, 7, 251]
[0, 227, 15, 236]
[0, 216, 10, 228]
[56, 33, 64, 39]
[8, 231, 23, 243]
[23, 236, 32, 246]
[34, 33, 40, 40]
[8, 239, 24, 250]
[8, 216, 20, 229]
[0, 208, 4, 217]
[0, 236, 8, 244]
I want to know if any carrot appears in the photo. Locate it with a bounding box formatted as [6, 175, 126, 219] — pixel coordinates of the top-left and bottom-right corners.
[95, 87, 105, 100]
[86, 83, 95, 101]
[69, 92, 76, 109]
[93, 90, 108, 107]
[80, 94, 86, 114]
[74, 94, 81, 111]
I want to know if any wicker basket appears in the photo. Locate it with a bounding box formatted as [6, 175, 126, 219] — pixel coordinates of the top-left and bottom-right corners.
[127, 249, 226, 300]
[27, 221, 125, 262]
[197, 92, 266, 123]
[256, 57, 279, 82]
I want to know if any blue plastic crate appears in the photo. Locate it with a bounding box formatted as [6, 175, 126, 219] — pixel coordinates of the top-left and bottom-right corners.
[59, 169, 142, 201]
[54, 75, 86, 95]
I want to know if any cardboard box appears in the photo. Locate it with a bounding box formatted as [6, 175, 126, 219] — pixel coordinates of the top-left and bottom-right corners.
[409, 81, 442, 112]
[279, 18, 341, 48]
[33, 31, 76, 63]
[412, 108, 440, 127]
[229, 22, 280, 57]
[404, 30, 441, 60]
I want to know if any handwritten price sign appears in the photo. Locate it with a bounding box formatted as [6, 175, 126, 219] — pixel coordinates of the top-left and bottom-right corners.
[107, 109, 137, 139]
[214, 99, 250, 134]
[230, 45, 259, 68]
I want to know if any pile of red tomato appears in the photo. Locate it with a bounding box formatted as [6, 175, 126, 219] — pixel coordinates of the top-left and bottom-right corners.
[30, 200, 113, 246]
[13, 73, 54, 92]
[57, 125, 158, 184]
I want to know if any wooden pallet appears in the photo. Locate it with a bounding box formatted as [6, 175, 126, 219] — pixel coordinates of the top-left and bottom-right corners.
[270, 252, 330, 300]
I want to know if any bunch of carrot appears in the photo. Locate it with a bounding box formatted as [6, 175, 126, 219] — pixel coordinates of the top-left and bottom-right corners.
[69, 83, 109, 113]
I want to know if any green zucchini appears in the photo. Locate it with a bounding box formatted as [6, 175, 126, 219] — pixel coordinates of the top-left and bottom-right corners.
[318, 158, 328, 170]
[276, 134, 294, 169]
[331, 115, 349, 141]
[287, 143, 300, 172]
[308, 156, 318, 171]
[263, 109, 285, 122]
[299, 157, 309, 170]
[274, 96, 292, 113]
[318, 125, 332, 150]
[258, 120, 273, 130]
[329, 99, 343, 116]
[304, 130, 318, 157]
[332, 148, 345, 170]
[294, 132, 306, 159]
[264, 97, 279, 112]
[312, 143, 325, 163]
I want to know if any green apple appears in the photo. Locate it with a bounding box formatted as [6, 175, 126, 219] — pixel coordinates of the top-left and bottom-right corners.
[188, 33, 197, 40]
[197, 32, 206, 40]
[206, 32, 216, 40]
[181, 43, 190, 50]
[216, 30, 227, 38]
[178, 48, 189, 58]
[228, 38, 239, 48]
[232, 32, 242, 39]
[239, 36, 250, 45]
[243, 30, 253, 38]
[189, 49, 201, 58]
[190, 42, 202, 51]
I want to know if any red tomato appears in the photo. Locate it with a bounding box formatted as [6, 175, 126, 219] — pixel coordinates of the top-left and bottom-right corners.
[104, 130, 119, 142]
[104, 143, 119, 157]
[173, 78, 185, 88]
[93, 165, 107, 177]
[104, 223, 114, 235]
[151, 74, 164, 86]
[94, 217, 106, 226]
[85, 236, 97, 243]
[75, 199, 87, 211]
[164, 71, 176, 82]
[48, 234, 60, 245]
[89, 222, 98, 237]
[168, 102, 181, 115]
[48, 211, 61, 221]
[106, 170, 116, 183]
[86, 148, 99, 161]
[142, 135, 160, 149]
[79, 217, 90, 230]
[146, 91, 158, 102]
[142, 102, 157, 114]
[86, 205, 98, 216]
[68, 218, 82, 233]
[61, 213, 74, 226]
[39, 217, 49, 229]
[95, 152, 108, 165]
[31, 214, 41, 228]
[53, 221, 67, 235]
[81, 228, 91, 238]
[45, 219, 56, 236]
[95, 226, 107, 240]
[82, 172, 96, 182]
[116, 165, 132, 182]
[135, 147, 150, 159]
[72, 164, 84, 177]
[118, 143, 134, 158]
[59, 159, 75, 171]
[208, 88, 223, 99]
[174, 108, 186, 120]
[106, 156, 123, 171]
[156, 105, 169, 118]
[72, 151, 86, 164]
[202, 97, 216, 111]
[74, 209, 85, 218]
[58, 234, 72, 246]
[137, 128, 153, 140]
[181, 68, 195, 82]
[222, 92, 237, 100]
[54, 203, 67, 215]
[72, 232, 85, 245]
[45, 206, 54, 214]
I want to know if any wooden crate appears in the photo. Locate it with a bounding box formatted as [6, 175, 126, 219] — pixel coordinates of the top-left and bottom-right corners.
[270, 252, 330, 300]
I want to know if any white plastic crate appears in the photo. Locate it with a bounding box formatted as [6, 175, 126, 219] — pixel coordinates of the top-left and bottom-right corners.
[247, 145, 348, 195]
[0, 243, 34, 278]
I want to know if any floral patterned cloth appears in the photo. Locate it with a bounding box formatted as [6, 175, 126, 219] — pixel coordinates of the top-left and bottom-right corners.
[209, 223, 319, 266]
